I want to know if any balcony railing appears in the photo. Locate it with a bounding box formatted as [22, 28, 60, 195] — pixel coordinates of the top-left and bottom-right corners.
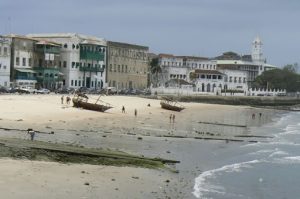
[79, 66, 104, 72]
[80, 50, 105, 61]
[35, 47, 61, 54]
[15, 76, 37, 80]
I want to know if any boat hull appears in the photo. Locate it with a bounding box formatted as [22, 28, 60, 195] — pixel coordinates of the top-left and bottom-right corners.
[73, 98, 112, 112]
[160, 101, 185, 112]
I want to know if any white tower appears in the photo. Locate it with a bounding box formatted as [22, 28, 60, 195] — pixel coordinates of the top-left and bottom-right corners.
[251, 36, 264, 63]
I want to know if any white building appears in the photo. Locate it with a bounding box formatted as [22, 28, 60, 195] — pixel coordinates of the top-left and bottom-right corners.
[216, 36, 277, 88]
[28, 33, 107, 89]
[157, 54, 217, 87]
[0, 36, 11, 87]
[219, 69, 248, 92]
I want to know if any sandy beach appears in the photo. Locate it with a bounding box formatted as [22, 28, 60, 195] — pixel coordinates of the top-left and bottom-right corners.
[0, 94, 281, 198]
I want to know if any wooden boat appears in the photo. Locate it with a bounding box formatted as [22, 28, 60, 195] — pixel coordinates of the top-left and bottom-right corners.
[160, 97, 185, 112]
[72, 93, 113, 112]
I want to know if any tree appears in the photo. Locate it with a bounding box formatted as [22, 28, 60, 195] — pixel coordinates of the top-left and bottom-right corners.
[283, 63, 298, 73]
[253, 67, 300, 92]
[149, 57, 161, 87]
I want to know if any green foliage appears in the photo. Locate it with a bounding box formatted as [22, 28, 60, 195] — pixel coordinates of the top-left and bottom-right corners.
[283, 63, 298, 73]
[150, 58, 160, 74]
[253, 67, 300, 92]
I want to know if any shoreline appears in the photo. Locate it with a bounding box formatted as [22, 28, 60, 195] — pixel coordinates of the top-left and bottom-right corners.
[0, 94, 286, 198]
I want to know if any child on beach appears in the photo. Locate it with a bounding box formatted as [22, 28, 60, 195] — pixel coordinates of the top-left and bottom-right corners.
[134, 109, 137, 117]
[122, 106, 125, 113]
[61, 96, 64, 104]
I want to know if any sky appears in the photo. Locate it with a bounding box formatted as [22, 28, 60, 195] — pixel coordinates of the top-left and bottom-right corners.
[0, 0, 299, 67]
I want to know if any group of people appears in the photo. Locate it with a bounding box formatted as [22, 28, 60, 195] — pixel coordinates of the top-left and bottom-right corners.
[252, 112, 262, 119]
[122, 106, 138, 117]
[61, 96, 71, 105]
[169, 114, 176, 123]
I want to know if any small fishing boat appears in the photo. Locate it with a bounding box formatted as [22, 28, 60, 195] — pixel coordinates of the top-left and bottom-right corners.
[72, 93, 113, 112]
[160, 97, 185, 112]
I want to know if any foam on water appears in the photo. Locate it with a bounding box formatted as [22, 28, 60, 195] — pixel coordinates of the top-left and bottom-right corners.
[193, 160, 261, 198]
[193, 111, 300, 198]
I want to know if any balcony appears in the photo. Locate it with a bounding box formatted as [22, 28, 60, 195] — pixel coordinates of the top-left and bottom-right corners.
[35, 47, 61, 54]
[80, 50, 105, 61]
[79, 66, 104, 73]
[15, 76, 37, 80]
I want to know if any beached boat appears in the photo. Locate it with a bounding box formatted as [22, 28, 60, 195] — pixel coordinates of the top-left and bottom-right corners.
[72, 93, 113, 112]
[160, 97, 185, 112]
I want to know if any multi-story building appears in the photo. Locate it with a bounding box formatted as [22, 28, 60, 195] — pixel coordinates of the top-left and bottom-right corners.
[157, 54, 217, 87]
[7, 35, 37, 88]
[216, 37, 277, 88]
[28, 33, 107, 89]
[107, 41, 149, 90]
[33, 40, 62, 89]
[0, 36, 11, 87]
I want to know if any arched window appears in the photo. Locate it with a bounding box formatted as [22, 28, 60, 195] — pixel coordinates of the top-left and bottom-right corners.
[207, 84, 211, 92]
[64, 44, 68, 48]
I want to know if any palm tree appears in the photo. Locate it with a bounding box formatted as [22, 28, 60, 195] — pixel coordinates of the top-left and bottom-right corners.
[150, 58, 161, 87]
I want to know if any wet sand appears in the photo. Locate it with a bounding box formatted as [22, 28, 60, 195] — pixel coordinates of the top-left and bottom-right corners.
[0, 94, 282, 198]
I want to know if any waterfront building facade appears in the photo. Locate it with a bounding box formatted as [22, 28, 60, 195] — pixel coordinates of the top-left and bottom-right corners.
[107, 41, 149, 90]
[0, 36, 11, 87]
[8, 35, 37, 88]
[29, 33, 107, 89]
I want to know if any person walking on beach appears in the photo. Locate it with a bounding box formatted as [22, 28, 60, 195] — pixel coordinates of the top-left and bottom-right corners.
[169, 114, 172, 123]
[134, 109, 137, 117]
[259, 113, 262, 118]
[122, 106, 125, 113]
[172, 114, 175, 123]
[252, 113, 256, 119]
[61, 96, 64, 104]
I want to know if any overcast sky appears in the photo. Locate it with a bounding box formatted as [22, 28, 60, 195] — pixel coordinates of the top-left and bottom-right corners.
[0, 0, 299, 67]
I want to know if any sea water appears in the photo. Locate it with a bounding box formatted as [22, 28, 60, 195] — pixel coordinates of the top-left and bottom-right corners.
[193, 111, 300, 199]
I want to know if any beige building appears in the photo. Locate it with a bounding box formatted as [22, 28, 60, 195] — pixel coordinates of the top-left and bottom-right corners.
[107, 41, 149, 90]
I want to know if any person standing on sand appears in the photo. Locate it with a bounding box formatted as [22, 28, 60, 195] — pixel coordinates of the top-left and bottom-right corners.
[122, 106, 125, 113]
[169, 114, 172, 123]
[134, 109, 137, 117]
[61, 96, 64, 104]
[259, 113, 262, 118]
[27, 128, 35, 141]
[252, 113, 255, 119]
[66, 96, 71, 105]
[172, 114, 175, 123]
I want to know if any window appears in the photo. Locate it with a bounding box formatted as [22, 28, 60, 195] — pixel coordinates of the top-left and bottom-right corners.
[0, 47, 2, 54]
[76, 62, 79, 68]
[72, 62, 75, 68]
[110, 64, 112, 72]
[72, 44, 75, 49]
[64, 44, 68, 48]
[0, 64, 1, 68]
[3, 47, 7, 55]
[78, 80, 81, 87]
[118, 65, 120, 72]
[28, 58, 32, 66]
[243, 78, 246, 83]
[22, 58, 26, 66]
[3, 65, 6, 69]
[16, 57, 20, 66]
[63, 61, 67, 68]
[229, 77, 232, 82]
[71, 80, 74, 86]
[75, 80, 77, 86]
[59, 61, 62, 67]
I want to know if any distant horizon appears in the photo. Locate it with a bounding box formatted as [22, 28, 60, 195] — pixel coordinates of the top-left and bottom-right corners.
[1, 0, 299, 67]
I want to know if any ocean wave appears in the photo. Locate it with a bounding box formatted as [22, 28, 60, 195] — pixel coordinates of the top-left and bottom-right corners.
[273, 156, 300, 164]
[268, 150, 289, 158]
[193, 160, 261, 198]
